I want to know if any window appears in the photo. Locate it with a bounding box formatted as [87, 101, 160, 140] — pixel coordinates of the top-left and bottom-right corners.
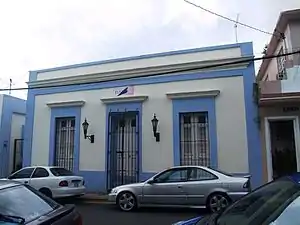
[216, 178, 300, 225]
[50, 168, 74, 176]
[8, 168, 34, 179]
[276, 47, 287, 80]
[155, 168, 188, 183]
[188, 168, 217, 181]
[32, 168, 49, 178]
[54, 117, 75, 171]
[179, 112, 210, 166]
[0, 185, 59, 223]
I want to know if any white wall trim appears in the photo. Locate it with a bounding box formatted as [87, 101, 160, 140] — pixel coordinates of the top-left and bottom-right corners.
[28, 57, 251, 87]
[46, 100, 86, 108]
[101, 96, 148, 104]
[166, 90, 220, 99]
[264, 116, 300, 182]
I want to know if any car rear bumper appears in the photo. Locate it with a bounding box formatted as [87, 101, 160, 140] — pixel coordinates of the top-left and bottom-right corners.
[52, 186, 86, 198]
[227, 191, 249, 202]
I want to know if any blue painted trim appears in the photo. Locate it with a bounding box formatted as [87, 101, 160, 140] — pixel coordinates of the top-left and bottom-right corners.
[31, 42, 253, 75]
[77, 171, 106, 193]
[172, 97, 218, 168]
[0, 95, 26, 177]
[49, 107, 81, 173]
[243, 62, 263, 188]
[23, 89, 34, 167]
[105, 102, 143, 190]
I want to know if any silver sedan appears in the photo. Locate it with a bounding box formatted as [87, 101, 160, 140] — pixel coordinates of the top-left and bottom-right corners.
[108, 166, 251, 212]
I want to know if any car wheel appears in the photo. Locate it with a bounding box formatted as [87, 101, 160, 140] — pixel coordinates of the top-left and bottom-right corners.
[39, 188, 53, 199]
[207, 192, 230, 213]
[117, 192, 137, 212]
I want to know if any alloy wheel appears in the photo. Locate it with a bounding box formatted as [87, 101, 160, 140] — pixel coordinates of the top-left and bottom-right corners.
[209, 194, 229, 213]
[118, 192, 136, 212]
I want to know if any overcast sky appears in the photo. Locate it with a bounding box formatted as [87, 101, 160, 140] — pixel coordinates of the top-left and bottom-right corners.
[0, 0, 299, 99]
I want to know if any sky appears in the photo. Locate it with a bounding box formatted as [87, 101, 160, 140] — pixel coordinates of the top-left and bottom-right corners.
[0, 0, 300, 99]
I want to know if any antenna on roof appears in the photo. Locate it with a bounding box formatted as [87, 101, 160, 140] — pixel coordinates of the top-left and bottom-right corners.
[234, 13, 240, 43]
[9, 78, 12, 95]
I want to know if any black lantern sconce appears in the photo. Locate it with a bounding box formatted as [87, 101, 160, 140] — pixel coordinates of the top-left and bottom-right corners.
[82, 118, 95, 143]
[151, 114, 160, 142]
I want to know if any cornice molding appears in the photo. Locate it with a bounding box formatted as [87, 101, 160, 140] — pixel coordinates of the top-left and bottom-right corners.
[46, 100, 86, 108]
[100, 96, 149, 104]
[28, 57, 252, 88]
[166, 90, 220, 99]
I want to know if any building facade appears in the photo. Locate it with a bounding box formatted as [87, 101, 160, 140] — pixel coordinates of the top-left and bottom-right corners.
[0, 94, 26, 177]
[257, 9, 300, 183]
[23, 42, 262, 192]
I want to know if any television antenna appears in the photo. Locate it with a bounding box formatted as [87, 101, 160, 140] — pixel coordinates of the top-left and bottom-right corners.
[234, 13, 240, 43]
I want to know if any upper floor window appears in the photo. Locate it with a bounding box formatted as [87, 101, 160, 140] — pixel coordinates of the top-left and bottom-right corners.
[276, 47, 287, 80]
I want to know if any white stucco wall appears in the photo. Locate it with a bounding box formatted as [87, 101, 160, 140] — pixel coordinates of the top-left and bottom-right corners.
[9, 113, 25, 172]
[36, 47, 242, 81]
[31, 75, 248, 174]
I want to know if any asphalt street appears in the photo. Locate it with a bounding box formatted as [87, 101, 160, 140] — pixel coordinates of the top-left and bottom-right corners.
[76, 203, 204, 225]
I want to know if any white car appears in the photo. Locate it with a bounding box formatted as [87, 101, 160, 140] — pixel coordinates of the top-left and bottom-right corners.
[1, 166, 86, 199]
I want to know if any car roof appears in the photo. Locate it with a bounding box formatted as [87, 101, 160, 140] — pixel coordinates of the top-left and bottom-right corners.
[0, 180, 22, 190]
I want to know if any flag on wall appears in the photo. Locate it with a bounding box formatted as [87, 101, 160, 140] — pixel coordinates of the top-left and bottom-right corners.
[115, 86, 134, 96]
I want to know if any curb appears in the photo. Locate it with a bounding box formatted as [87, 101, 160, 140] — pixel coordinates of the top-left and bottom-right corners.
[77, 195, 109, 203]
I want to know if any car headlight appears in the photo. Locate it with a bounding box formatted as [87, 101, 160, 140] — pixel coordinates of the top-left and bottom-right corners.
[111, 188, 118, 194]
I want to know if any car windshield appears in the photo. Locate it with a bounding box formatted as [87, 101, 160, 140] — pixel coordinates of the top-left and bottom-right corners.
[0, 185, 59, 223]
[215, 178, 300, 225]
[50, 168, 74, 176]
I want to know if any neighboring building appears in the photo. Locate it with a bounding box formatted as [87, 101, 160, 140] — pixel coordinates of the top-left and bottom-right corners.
[23, 42, 261, 192]
[0, 94, 26, 177]
[257, 9, 300, 183]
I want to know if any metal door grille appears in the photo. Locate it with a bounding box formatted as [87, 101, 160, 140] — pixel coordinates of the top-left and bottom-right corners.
[13, 139, 24, 173]
[54, 117, 75, 171]
[179, 112, 210, 166]
[107, 111, 139, 190]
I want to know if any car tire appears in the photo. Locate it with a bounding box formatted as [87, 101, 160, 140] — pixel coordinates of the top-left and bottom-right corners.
[206, 192, 231, 213]
[39, 188, 53, 199]
[116, 191, 137, 212]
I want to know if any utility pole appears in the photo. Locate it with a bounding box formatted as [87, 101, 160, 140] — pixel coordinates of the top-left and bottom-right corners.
[234, 14, 240, 43]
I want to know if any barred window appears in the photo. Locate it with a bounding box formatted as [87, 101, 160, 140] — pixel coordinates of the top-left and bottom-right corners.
[179, 112, 210, 166]
[54, 117, 75, 171]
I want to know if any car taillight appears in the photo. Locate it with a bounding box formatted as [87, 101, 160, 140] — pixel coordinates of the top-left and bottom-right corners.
[83, 180, 85, 185]
[59, 180, 69, 187]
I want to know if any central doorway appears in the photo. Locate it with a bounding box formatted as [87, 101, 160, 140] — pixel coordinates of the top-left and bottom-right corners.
[266, 117, 300, 181]
[107, 111, 140, 190]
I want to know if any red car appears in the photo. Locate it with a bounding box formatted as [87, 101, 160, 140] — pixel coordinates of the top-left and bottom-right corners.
[0, 180, 82, 225]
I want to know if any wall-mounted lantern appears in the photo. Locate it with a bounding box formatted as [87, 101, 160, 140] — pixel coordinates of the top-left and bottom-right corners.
[82, 118, 95, 143]
[151, 114, 160, 142]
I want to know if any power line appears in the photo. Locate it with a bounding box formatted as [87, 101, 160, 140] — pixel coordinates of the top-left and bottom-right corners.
[1, 49, 300, 92]
[183, 0, 282, 39]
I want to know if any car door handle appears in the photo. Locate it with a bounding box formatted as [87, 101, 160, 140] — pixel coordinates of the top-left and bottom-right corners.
[177, 185, 182, 188]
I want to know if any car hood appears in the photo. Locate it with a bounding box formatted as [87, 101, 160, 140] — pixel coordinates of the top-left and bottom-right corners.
[173, 216, 203, 225]
[114, 182, 145, 190]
